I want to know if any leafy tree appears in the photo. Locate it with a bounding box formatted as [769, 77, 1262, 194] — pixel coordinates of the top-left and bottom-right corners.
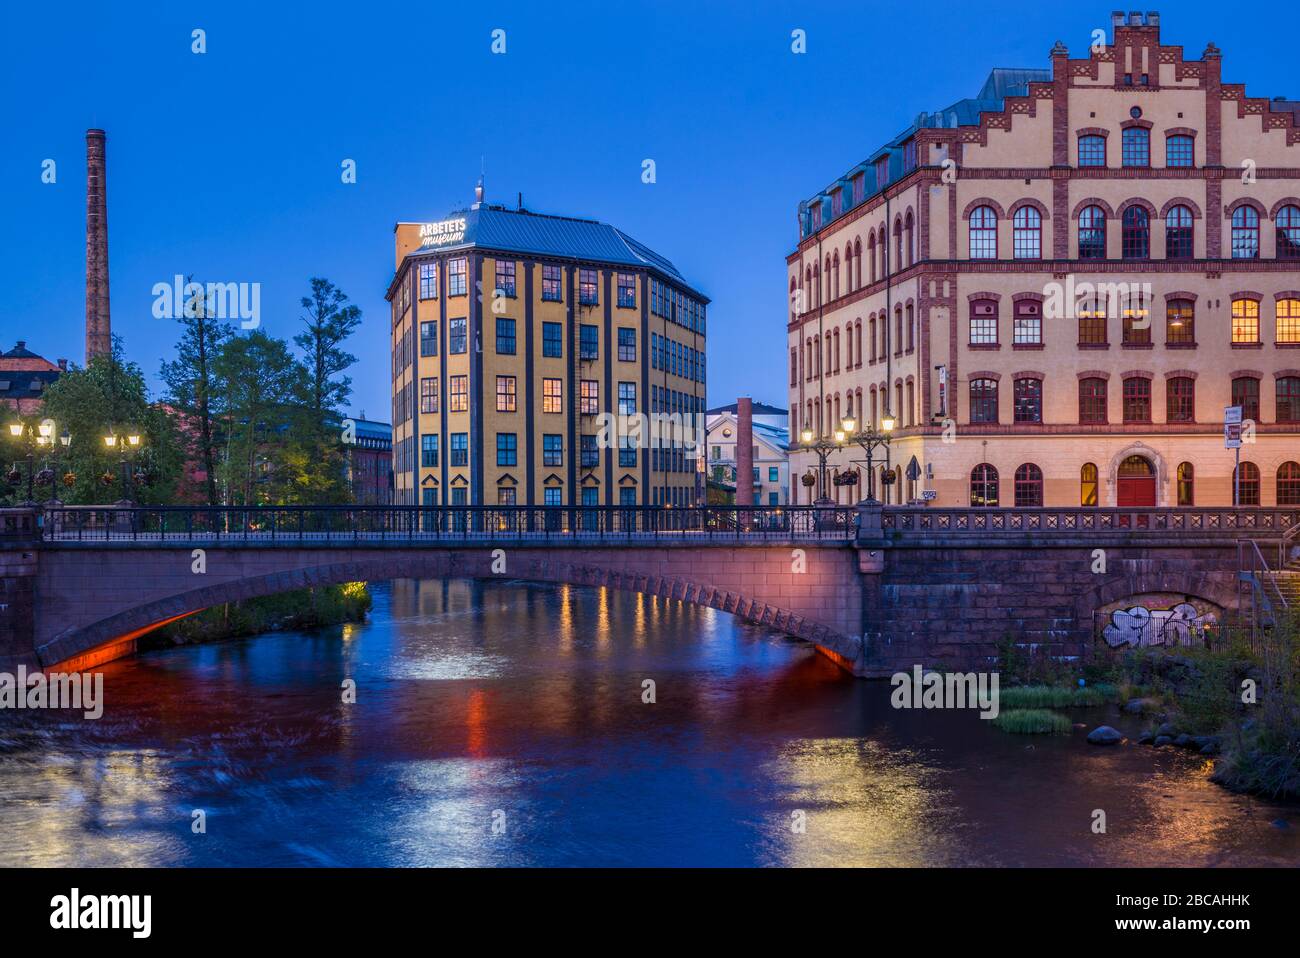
[212, 331, 309, 505]
[159, 277, 234, 505]
[296, 278, 361, 422]
[34, 337, 182, 505]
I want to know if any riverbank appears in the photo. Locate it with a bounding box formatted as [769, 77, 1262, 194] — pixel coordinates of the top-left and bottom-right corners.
[997, 625, 1300, 801]
[141, 582, 372, 650]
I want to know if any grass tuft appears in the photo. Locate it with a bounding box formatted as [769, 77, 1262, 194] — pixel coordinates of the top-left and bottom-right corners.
[992, 708, 1073, 734]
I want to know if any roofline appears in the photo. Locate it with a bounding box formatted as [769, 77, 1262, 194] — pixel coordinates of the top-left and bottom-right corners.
[387, 244, 709, 303]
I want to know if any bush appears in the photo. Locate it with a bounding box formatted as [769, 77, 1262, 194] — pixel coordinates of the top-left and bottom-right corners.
[145, 582, 372, 648]
[1000, 684, 1118, 709]
[992, 709, 1072, 734]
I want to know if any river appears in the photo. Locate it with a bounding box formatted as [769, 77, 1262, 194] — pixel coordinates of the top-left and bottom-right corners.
[1, 579, 1296, 866]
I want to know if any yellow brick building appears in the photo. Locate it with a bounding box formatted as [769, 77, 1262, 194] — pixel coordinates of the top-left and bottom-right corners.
[388, 185, 707, 509]
[787, 12, 1300, 509]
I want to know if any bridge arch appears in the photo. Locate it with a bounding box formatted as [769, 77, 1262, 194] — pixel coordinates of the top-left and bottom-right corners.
[35, 548, 864, 673]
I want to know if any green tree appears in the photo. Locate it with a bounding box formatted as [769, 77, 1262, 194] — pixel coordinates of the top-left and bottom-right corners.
[159, 277, 234, 505]
[34, 338, 182, 505]
[296, 277, 361, 421]
[212, 331, 309, 505]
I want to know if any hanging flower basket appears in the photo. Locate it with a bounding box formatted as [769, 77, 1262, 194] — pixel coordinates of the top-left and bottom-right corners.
[62, 471, 77, 487]
[5, 468, 20, 484]
[99, 472, 116, 487]
[35, 469, 54, 486]
[800, 473, 816, 487]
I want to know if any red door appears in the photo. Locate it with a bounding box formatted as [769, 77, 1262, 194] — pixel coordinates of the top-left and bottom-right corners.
[1116, 455, 1157, 507]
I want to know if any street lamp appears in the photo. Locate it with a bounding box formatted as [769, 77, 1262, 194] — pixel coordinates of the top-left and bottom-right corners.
[104, 427, 145, 503]
[842, 413, 895, 504]
[5, 418, 70, 504]
[798, 426, 846, 505]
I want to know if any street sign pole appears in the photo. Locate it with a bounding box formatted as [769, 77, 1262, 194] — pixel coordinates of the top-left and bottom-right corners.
[1224, 405, 1243, 508]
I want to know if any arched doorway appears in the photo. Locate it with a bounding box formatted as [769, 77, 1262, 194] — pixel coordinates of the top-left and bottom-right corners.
[1117, 455, 1156, 506]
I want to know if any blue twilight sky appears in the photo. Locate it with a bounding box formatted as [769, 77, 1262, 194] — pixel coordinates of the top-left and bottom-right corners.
[1, 1, 1293, 420]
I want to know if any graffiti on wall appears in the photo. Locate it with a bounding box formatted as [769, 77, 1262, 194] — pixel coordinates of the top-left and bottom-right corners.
[1099, 598, 1219, 649]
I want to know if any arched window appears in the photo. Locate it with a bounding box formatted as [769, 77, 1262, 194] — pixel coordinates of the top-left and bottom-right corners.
[1122, 289, 1150, 344]
[1165, 134, 1193, 168]
[1278, 462, 1300, 506]
[1277, 376, 1300, 423]
[906, 380, 915, 426]
[1166, 298, 1194, 345]
[1122, 127, 1149, 167]
[1013, 206, 1042, 259]
[894, 219, 903, 269]
[1081, 463, 1099, 506]
[844, 324, 853, 370]
[1165, 204, 1193, 259]
[1014, 463, 1043, 507]
[1079, 377, 1108, 423]
[832, 329, 840, 373]
[1277, 205, 1300, 259]
[1232, 206, 1260, 259]
[1278, 298, 1300, 345]
[854, 238, 863, 287]
[1166, 376, 1195, 423]
[811, 262, 820, 307]
[854, 318, 863, 365]
[867, 233, 877, 283]
[1078, 134, 1106, 167]
[788, 276, 798, 321]
[832, 251, 840, 299]
[969, 378, 998, 423]
[1078, 205, 1106, 259]
[868, 316, 877, 362]
[970, 464, 999, 507]
[1234, 461, 1260, 506]
[1176, 462, 1195, 506]
[1122, 206, 1150, 259]
[906, 304, 915, 351]
[969, 206, 997, 259]
[905, 210, 915, 267]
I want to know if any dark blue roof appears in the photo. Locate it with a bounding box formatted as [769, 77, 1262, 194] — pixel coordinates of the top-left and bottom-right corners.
[798, 67, 1051, 242]
[401, 205, 706, 300]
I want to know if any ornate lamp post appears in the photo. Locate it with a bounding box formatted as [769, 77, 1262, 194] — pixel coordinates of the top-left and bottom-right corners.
[798, 426, 847, 505]
[841, 412, 895, 504]
[5, 418, 72, 504]
[104, 427, 144, 503]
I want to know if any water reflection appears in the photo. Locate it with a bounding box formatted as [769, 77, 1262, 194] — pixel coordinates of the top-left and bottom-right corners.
[0, 578, 1296, 866]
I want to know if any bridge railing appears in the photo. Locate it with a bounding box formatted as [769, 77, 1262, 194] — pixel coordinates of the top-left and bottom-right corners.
[40, 504, 859, 544]
[879, 506, 1300, 537]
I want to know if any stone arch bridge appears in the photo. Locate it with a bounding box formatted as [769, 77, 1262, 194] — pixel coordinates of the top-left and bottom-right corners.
[1, 504, 1295, 677]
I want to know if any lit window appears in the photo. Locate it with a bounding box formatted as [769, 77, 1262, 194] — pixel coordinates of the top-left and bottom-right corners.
[1278, 298, 1300, 344]
[496, 375, 517, 413]
[449, 374, 468, 412]
[543, 378, 563, 414]
[580, 380, 599, 415]
[970, 464, 999, 507]
[1166, 299, 1194, 345]
[1081, 463, 1099, 506]
[1232, 298, 1260, 344]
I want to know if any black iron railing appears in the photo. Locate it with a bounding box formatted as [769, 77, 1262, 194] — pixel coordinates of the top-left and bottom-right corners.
[39, 504, 859, 544]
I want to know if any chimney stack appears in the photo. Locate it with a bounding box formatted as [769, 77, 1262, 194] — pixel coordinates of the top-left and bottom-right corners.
[735, 397, 754, 507]
[85, 129, 111, 363]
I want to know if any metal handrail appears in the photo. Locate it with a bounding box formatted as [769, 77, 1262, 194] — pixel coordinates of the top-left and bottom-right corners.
[1279, 519, 1300, 569]
[1239, 537, 1289, 612]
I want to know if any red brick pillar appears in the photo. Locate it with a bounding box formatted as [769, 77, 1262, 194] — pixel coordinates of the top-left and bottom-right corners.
[85, 129, 111, 362]
[736, 397, 753, 507]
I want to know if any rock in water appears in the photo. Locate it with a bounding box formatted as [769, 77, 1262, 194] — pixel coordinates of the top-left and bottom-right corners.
[1153, 735, 1174, 747]
[1087, 725, 1123, 745]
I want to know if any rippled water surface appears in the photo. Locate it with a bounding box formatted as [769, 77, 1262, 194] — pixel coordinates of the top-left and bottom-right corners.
[1, 579, 1297, 866]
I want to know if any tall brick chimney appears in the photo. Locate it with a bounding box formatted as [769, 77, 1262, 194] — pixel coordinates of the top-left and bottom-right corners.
[735, 397, 754, 507]
[85, 129, 111, 363]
